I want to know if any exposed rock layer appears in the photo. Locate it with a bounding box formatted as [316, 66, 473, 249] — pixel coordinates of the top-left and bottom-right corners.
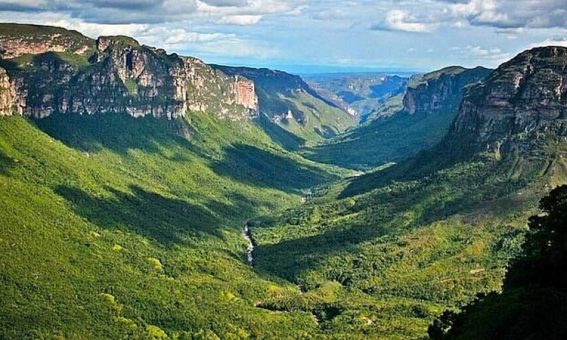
[0, 24, 258, 120]
[403, 66, 491, 116]
[450, 46, 567, 152]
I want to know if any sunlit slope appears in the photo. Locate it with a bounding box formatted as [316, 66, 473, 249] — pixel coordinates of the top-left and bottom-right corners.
[0, 112, 344, 338]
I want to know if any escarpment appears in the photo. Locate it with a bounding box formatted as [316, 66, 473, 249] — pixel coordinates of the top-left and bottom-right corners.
[450, 46, 567, 153]
[402, 66, 491, 115]
[0, 24, 258, 120]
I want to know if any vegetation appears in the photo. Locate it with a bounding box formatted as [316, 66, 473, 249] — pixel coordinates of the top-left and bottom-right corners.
[250, 123, 567, 337]
[214, 65, 357, 146]
[0, 112, 346, 338]
[302, 66, 491, 170]
[301, 103, 461, 170]
[1, 24, 566, 339]
[430, 185, 567, 339]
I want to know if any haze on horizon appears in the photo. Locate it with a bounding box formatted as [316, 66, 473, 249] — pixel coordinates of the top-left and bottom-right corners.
[1, 0, 566, 73]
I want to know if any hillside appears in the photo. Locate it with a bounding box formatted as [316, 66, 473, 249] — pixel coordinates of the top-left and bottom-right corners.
[214, 65, 357, 147]
[250, 47, 567, 338]
[429, 185, 567, 339]
[302, 66, 491, 170]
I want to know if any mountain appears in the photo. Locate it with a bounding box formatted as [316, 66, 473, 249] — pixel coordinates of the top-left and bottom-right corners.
[302, 66, 491, 170]
[452, 46, 567, 154]
[0, 24, 257, 120]
[213, 65, 357, 146]
[249, 47, 567, 338]
[303, 73, 409, 122]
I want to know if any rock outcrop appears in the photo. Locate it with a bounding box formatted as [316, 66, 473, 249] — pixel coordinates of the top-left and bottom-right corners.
[214, 65, 340, 123]
[450, 46, 567, 153]
[0, 24, 258, 120]
[403, 66, 491, 116]
[0, 67, 17, 116]
[0, 24, 93, 59]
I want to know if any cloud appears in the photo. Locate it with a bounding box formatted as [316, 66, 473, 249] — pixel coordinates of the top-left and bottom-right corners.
[368, 0, 567, 35]
[200, 0, 250, 7]
[217, 14, 262, 25]
[445, 0, 567, 29]
[449, 44, 511, 64]
[0, 0, 304, 25]
[527, 37, 567, 49]
[372, 9, 434, 32]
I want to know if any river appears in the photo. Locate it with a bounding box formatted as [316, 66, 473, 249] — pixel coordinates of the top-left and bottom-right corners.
[243, 221, 254, 265]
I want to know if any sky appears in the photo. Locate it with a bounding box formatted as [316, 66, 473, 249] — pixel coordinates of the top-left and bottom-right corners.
[1, 0, 567, 73]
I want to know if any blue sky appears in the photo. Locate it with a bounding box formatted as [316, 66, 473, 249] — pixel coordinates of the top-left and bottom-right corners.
[1, 0, 567, 73]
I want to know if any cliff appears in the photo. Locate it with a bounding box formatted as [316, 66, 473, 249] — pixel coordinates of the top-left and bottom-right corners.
[0, 24, 258, 120]
[450, 46, 567, 154]
[0, 66, 16, 115]
[403, 66, 491, 115]
[213, 65, 340, 123]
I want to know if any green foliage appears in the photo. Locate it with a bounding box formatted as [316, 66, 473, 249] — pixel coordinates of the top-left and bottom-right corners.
[0, 112, 340, 338]
[302, 105, 461, 170]
[251, 137, 567, 337]
[430, 185, 567, 339]
[213, 65, 357, 145]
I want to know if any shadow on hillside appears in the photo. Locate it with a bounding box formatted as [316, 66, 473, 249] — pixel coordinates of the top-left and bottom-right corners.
[210, 143, 332, 193]
[55, 185, 224, 246]
[33, 112, 194, 157]
[255, 114, 306, 151]
[0, 149, 14, 175]
[314, 125, 337, 139]
[254, 221, 388, 282]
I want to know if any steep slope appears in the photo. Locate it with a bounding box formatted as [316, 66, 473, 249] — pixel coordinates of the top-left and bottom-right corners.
[303, 66, 491, 170]
[250, 47, 567, 338]
[213, 65, 357, 146]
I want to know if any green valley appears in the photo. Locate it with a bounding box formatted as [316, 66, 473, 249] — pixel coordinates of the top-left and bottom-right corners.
[1, 22, 567, 340]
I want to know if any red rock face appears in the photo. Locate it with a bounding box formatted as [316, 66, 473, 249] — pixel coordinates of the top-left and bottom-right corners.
[235, 78, 258, 111]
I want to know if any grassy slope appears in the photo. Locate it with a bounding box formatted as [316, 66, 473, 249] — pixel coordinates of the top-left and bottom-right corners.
[302, 105, 458, 170]
[275, 90, 356, 144]
[251, 130, 567, 338]
[0, 112, 349, 338]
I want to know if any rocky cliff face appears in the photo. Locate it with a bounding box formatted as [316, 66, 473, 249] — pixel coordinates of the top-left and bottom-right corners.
[403, 66, 491, 115]
[0, 66, 17, 116]
[0, 24, 258, 120]
[451, 46, 567, 153]
[214, 65, 340, 123]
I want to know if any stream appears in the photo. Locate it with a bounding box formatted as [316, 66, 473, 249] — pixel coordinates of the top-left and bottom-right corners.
[243, 221, 255, 265]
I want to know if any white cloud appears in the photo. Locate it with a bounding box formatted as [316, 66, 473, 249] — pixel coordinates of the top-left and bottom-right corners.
[217, 15, 262, 25]
[373, 9, 434, 32]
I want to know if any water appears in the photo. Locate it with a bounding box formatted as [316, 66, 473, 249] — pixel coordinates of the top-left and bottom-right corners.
[243, 222, 254, 265]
